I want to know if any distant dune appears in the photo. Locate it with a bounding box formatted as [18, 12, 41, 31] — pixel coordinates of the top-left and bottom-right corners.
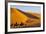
[10, 8, 41, 28]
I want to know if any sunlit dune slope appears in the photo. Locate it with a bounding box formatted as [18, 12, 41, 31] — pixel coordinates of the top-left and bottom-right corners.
[11, 8, 29, 25]
[10, 8, 41, 28]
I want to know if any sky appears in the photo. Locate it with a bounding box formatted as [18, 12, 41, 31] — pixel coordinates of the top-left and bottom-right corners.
[11, 5, 41, 13]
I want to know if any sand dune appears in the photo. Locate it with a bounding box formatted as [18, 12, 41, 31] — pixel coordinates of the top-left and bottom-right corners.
[10, 8, 41, 28]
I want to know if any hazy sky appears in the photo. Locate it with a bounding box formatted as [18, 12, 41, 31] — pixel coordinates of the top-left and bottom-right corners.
[11, 5, 41, 13]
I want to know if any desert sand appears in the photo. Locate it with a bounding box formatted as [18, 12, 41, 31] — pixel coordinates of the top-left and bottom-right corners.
[10, 8, 41, 28]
